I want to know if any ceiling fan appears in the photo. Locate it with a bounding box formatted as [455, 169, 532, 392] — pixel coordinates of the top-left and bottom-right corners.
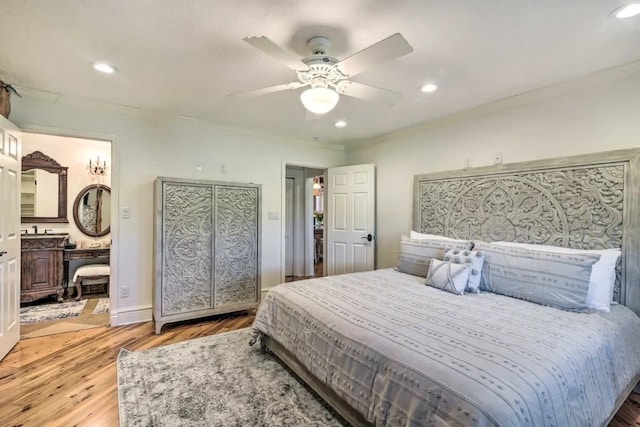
[229, 33, 414, 115]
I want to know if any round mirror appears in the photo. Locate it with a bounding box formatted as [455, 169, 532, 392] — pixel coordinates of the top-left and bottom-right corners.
[73, 185, 111, 237]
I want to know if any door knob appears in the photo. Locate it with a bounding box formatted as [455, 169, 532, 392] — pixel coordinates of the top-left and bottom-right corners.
[0, 251, 7, 257]
[361, 234, 373, 242]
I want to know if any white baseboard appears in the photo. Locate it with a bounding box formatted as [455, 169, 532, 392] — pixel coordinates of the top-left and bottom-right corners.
[110, 304, 153, 326]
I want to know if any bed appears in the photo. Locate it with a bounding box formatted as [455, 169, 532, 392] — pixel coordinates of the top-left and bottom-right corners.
[252, 149, 640, 426]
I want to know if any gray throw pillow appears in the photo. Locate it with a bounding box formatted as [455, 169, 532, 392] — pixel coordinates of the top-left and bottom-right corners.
[396, 236, 470, 277]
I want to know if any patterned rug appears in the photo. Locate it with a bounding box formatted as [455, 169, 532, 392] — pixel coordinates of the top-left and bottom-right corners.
[20, 300, 88, 325]
[117, 328, 346, 427]
[92, 298, 110, 315]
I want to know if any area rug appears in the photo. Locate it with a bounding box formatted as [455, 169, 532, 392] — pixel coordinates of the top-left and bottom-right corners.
[20, 299, 88, 325]
[117, 328, 346, 427]
[92, 298, 110, 314]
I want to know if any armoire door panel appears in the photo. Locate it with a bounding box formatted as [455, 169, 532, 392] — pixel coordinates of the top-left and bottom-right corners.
[161, 182, 213, 316]
[214, 185, 259, 308]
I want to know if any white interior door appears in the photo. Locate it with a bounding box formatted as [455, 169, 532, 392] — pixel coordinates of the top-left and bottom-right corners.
[0, 117, 21, 361]
[284, 177, 294, 276]
[326, 164, 375, 275]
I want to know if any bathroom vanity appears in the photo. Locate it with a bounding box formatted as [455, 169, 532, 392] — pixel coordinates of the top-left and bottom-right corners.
[20, 234, 68, 303]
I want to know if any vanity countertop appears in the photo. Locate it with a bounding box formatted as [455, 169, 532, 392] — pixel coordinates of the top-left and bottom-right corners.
[21, 233, 69, 239]
[20, 233, 69, 238]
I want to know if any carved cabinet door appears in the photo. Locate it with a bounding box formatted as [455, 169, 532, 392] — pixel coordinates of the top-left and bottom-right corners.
[160, 182, 214, 317]
[213, 185, 260, 308]
[155, 178, 261, 327]
[31, 250, 54, 288]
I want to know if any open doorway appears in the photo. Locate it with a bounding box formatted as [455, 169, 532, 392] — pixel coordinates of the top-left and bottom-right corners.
[312, 174, 324, 278]
[285, 166, 325, 283]
[19, 132, 113, 339]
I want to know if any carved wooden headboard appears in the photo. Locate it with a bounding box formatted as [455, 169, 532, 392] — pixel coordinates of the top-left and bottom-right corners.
[413, 149, 640, 316]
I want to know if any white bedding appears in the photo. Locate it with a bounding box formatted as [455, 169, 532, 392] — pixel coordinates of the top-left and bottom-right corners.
[253, 268, 640, 426]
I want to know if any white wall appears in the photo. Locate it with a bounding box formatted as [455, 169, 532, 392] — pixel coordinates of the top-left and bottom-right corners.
[22, 133, 111, 245]
[346, 68, 640, 269]
[10, 96, 345, 325]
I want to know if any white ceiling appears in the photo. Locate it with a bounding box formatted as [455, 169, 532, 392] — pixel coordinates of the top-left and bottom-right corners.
[1, 0, 639, 145]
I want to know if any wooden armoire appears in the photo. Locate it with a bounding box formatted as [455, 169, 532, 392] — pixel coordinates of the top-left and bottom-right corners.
[153, 177, 261, 334]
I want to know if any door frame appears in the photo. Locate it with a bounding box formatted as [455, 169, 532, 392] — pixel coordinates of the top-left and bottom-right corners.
[284, 176, 295, 276]
[280, 160, 328, 284]
[17, 124, 119, 326]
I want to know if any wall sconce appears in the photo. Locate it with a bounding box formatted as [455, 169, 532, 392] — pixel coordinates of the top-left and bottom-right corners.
[89, 156, 107, 176]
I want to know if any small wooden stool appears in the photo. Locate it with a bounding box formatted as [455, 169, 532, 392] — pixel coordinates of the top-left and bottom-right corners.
[73, 264, 110, 301]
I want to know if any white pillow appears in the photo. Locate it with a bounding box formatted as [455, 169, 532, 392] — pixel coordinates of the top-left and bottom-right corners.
[410, 231, 469, 244]
[443, 249, 485, 293]
[492, 242, 620, 312]
[425, 259, 471, 295]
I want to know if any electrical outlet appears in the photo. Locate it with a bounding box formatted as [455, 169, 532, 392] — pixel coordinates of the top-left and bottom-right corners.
[493, 152, 503, 165]
[220, 163, 227, 174]
[120, 286, 129, 298]
[268, 211, 280, 220]
[195, 164, 203, 172]
[464, 158, 471, 168]
[121, 207, 131, 219]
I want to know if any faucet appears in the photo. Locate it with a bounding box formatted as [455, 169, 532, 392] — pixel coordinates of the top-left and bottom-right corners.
[32, 225, 38, 234]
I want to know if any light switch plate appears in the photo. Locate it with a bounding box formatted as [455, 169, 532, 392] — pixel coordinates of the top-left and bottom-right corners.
[121, 207, 131, 219]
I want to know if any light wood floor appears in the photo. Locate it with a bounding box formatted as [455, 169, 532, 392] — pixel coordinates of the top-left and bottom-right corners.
[0, 312, 254, 427]
[20, 296, 110, 339]
[1, 311, 639, 427]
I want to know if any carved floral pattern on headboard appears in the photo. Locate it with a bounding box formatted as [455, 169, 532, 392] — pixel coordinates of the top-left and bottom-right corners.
[416, 165, 624, 301]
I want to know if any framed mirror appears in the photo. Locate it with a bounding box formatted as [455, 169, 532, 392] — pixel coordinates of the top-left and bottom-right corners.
[21, 151, 68, 223]
[73, 185, 111, 237]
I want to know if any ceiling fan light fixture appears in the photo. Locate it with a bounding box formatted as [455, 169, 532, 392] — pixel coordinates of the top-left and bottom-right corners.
[300, 87, 340, 114]
[612, 3, 640, 18]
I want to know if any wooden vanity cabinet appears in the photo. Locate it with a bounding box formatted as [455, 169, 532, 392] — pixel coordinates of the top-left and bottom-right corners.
[21, 235, 67, 303]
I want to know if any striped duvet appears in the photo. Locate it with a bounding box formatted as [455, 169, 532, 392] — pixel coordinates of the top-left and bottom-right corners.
[252, 269, 640, 427]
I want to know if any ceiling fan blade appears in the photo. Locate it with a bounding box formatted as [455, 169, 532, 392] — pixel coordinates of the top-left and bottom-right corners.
[336, 81, 403, 104]
[338, 33, 413, 78]
[228, 82, 306, 98]
[243, 36, 309, 71]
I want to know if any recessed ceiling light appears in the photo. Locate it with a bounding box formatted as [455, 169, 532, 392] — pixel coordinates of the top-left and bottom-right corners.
[93, 62, 117, 74]
[421, 83, 438, 93]
[334, 120, 347, 128]
[612, 3, 640, 18]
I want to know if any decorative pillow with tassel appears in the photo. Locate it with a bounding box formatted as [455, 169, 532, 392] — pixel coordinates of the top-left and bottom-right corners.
[444, 249, 485, 293]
